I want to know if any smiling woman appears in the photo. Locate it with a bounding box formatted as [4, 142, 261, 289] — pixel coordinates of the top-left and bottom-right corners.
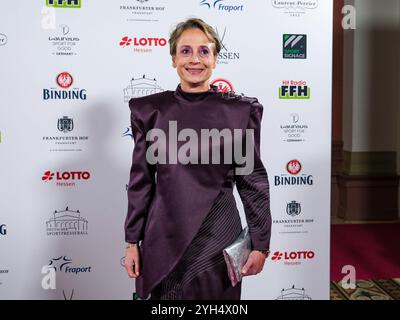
[124, 18, 272, 300]
[169, 20, 220, 93]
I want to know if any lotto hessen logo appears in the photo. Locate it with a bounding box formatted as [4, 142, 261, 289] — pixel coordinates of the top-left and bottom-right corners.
[271, 250, 315, 265]
[42, 170, 90, 187]
[210, 78, 234, 93]
[279, 80, 310, 99]
[119, 36, 167, 53]
[46, 0, 81, 8]
[283, 34, 307, 59]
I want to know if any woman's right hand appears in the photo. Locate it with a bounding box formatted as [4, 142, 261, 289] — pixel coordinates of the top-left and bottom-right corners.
[125, 244, 140, 278]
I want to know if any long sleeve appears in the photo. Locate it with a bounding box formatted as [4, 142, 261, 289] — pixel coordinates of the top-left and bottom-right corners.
[124, 99, 156, 243]
[235, 100, 272, 251]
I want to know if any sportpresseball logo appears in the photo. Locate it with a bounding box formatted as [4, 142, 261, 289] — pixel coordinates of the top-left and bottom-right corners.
[276, 285, 312, 300]
[46, 0, 81, 8]
[42, 170, 91, 187]
[46, 207, 88, 236]
[283, 34, 307, 59]
[124, 74, 164, 102]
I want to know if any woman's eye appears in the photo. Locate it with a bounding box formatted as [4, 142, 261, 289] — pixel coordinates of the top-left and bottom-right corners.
[181, 48, 191, 55]
[200, 48, 210, 56]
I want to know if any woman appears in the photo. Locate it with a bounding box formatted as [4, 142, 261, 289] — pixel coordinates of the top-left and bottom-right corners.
[124, 18, 271, 300]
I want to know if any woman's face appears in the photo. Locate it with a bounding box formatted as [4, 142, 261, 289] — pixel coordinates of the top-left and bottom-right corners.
[172, 28, 217, 92]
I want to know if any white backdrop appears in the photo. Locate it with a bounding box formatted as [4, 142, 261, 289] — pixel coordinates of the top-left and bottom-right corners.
[0, 0, 333, 300]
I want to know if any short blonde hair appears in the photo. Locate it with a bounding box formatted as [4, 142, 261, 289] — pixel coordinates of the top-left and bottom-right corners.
[169, 18, 221, 56]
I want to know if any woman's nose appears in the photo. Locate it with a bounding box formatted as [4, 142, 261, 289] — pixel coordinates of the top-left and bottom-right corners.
[190, 54, 200, 63]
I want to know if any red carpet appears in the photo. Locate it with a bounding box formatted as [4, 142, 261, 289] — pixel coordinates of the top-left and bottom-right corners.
[331, 223, 400, 281]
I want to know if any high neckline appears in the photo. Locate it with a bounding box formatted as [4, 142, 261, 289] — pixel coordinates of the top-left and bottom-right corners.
[174, 83, 218, 103]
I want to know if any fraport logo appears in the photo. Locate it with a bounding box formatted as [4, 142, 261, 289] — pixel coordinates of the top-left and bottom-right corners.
[47, 256, 92, 274]
[200, 0, 244, 12]
[46, 0, 81, 8]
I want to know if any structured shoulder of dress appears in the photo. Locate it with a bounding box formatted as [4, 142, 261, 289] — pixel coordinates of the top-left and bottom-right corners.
[217, 90, 263, 110]
[128, 91, 174, 122]
[129, 90, 173, 107]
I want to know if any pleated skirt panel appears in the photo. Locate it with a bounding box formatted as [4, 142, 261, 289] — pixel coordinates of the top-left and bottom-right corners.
[151, 188, 243, 300]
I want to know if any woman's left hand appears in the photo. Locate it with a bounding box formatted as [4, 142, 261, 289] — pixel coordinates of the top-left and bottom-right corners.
[241, 250, 268, 276]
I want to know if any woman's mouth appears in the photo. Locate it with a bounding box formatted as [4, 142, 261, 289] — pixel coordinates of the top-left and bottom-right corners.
[186, 68, 203, 75]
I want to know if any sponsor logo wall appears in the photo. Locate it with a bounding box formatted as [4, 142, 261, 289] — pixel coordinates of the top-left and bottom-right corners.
[0, 0, 332, 299]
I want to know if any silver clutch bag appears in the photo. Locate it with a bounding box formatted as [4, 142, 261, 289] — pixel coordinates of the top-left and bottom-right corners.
[222, 226, 251, 287]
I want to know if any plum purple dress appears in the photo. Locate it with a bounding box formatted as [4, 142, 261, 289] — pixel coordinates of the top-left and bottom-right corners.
[125, 84, 271, 300]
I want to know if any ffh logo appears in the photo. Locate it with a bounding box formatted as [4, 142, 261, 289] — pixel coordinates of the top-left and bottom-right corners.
[58, 116, 74, 133]
[286, 201, 301, 216]
[279, 80, 310, 99]
[46, 0, 81, 8]
[283, 34, 307, 59]
[0, 224, 6, 236]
